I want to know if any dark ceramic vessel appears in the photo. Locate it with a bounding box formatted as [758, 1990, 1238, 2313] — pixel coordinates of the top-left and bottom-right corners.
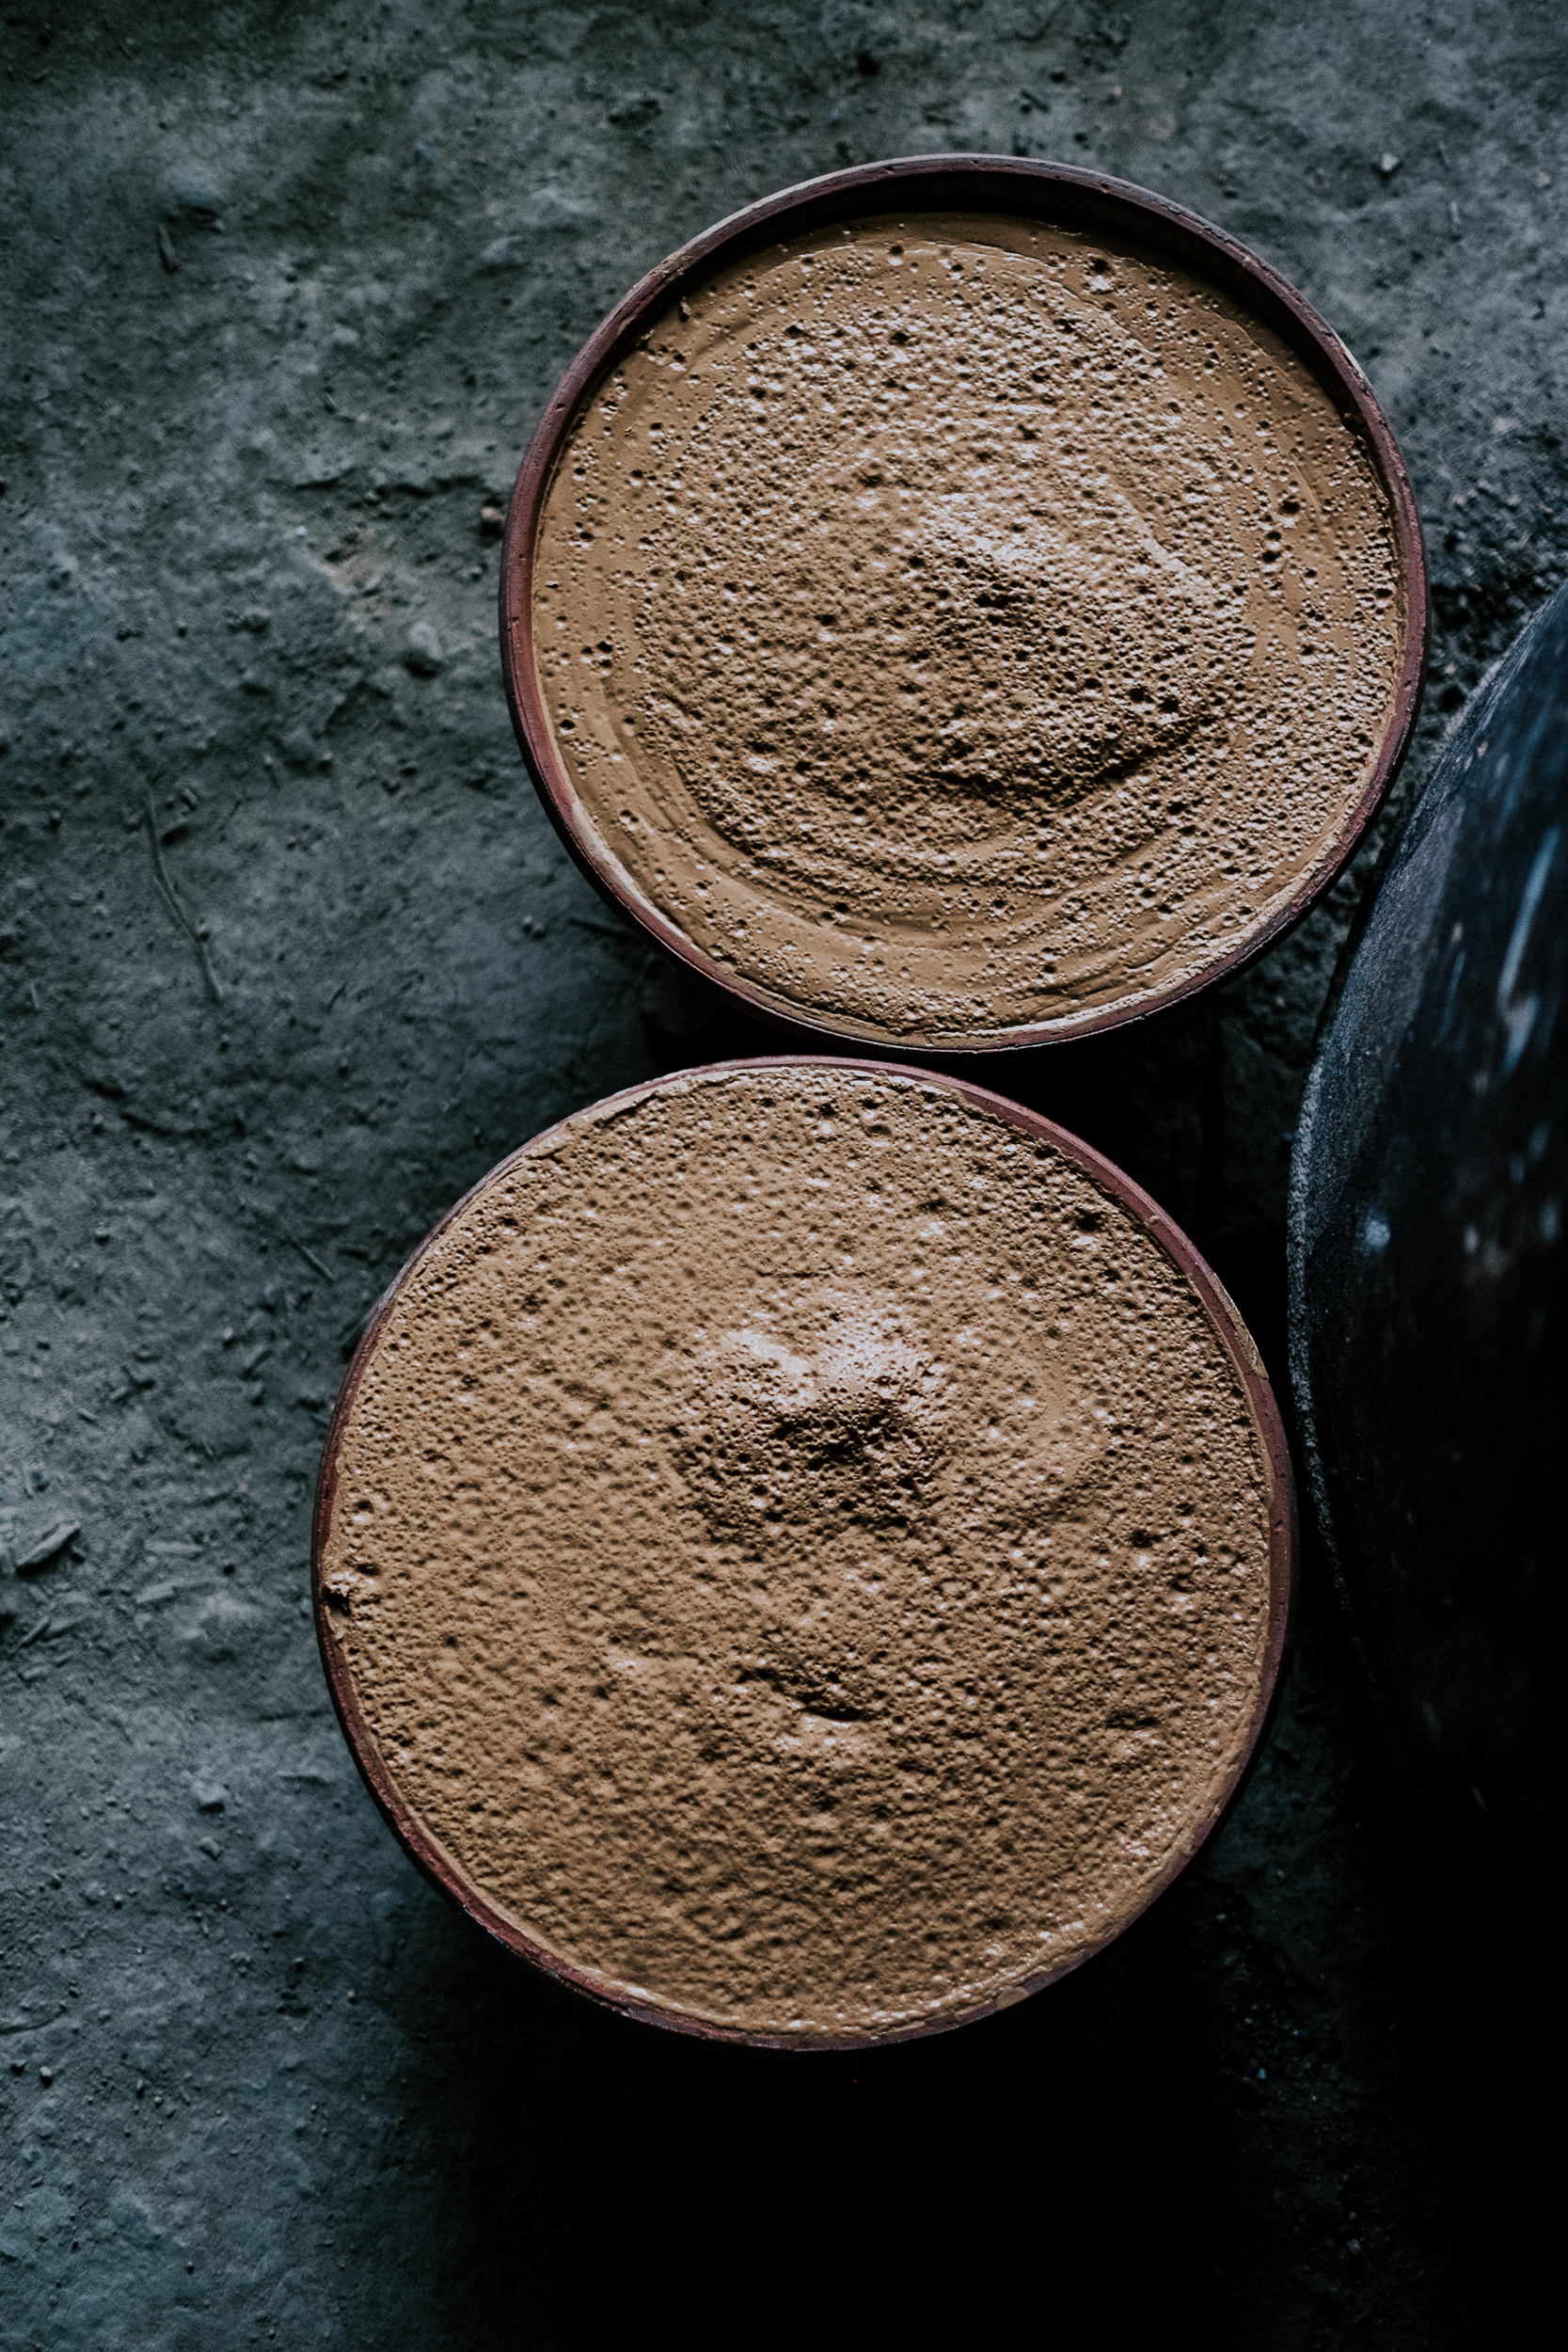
[498, 154, 1429, 1057]
[1289, 584, 1566, 1878]
[316, 1058, 1297, 2045]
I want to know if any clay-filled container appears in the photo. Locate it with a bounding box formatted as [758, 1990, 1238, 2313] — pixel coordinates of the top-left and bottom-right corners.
[499, 156, 1427, 1056]
[314, 1059, 1295, 2047]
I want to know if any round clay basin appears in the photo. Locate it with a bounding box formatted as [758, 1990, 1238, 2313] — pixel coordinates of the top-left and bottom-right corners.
[314, 1058, 1295, 2047]
[499, 155, 1426, 1055]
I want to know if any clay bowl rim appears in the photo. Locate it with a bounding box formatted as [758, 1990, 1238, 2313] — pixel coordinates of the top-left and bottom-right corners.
[498, 151, 1430, 1059]
[312, 1055, 1298, 2054]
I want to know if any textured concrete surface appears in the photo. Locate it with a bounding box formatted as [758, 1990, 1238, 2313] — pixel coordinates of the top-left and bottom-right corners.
[1, 3, 1561, 2344]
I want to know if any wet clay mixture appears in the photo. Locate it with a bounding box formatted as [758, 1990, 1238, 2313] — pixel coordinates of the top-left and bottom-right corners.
[319, 1065, 1276, 2040]
[532, 212, 1406, 1047]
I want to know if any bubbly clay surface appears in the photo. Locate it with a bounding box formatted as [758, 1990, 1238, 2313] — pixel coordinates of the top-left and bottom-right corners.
[531, 211, 1405, 1045]
[320, 1066, 1276, 2040]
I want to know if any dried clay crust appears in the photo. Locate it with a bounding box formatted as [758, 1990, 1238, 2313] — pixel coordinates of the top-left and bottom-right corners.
[531, 210, 1405, 1045]
[320, 1067, 1277, 2041]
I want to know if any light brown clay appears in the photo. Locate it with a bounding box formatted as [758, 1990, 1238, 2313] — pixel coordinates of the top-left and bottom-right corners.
[319, 1065, 1279, 2041]
[531, 211, 1405, 1047]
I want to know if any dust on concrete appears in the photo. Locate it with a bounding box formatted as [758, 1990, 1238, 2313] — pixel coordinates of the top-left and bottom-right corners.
[1, 2, 1562, 2344]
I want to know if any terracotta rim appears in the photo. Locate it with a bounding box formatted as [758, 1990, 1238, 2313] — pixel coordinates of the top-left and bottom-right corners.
[312, 1057, 1298, 2051]
[498, 152, 1429, 1057]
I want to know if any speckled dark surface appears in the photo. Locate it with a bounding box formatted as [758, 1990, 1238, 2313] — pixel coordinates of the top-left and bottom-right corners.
[1, 5, 1560, 2344]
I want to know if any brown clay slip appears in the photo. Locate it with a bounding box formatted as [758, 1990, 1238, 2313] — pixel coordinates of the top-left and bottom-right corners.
[314, 1060, 1295, 2046]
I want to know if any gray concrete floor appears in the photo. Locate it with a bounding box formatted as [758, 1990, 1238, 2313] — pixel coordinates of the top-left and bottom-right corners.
[2, 3, 1561, 2344]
